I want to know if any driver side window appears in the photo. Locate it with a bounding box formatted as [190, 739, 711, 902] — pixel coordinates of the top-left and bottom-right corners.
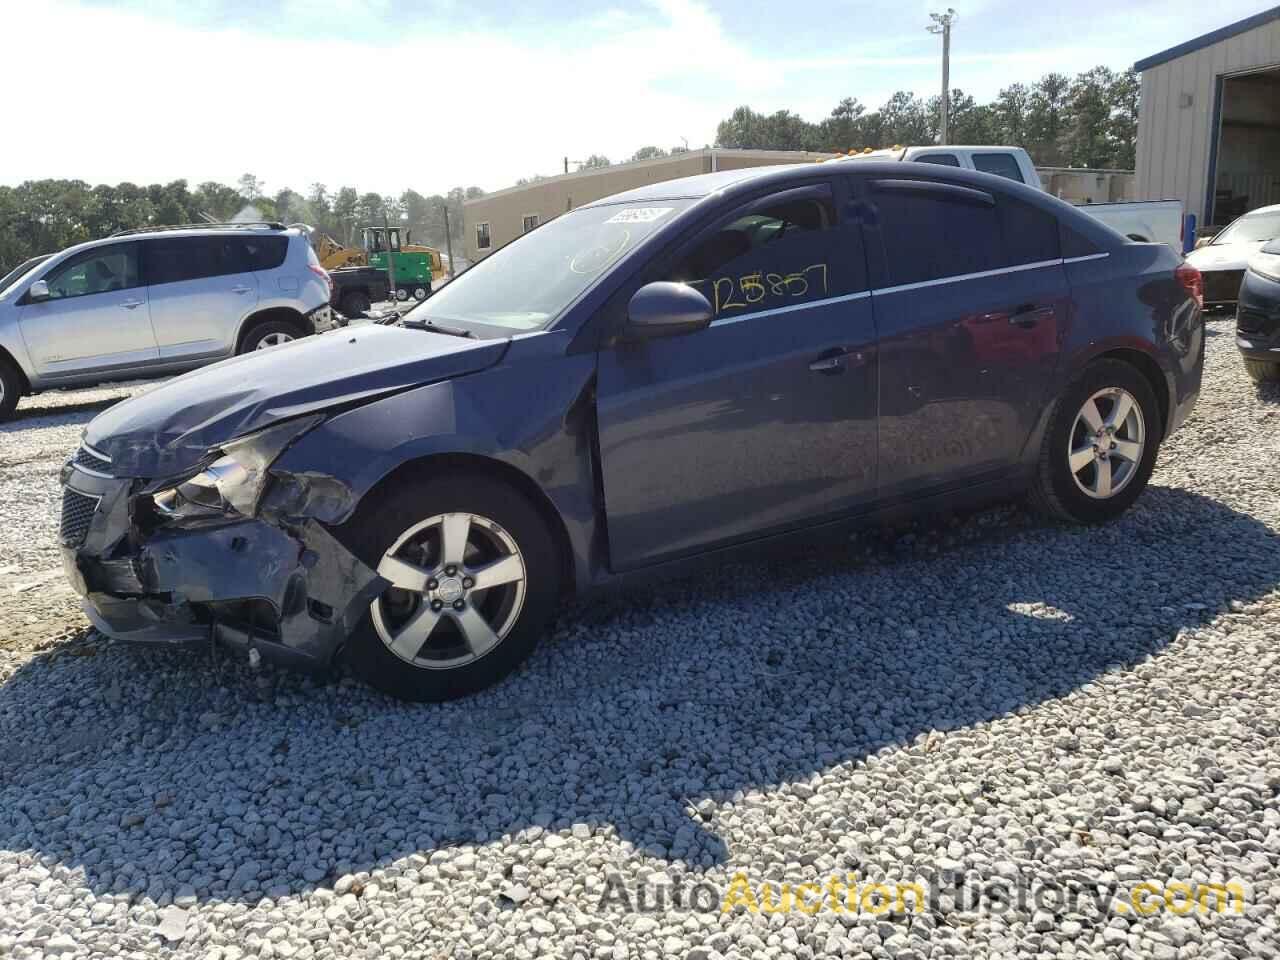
[42, 244, 140, 301]
[665, 184, 858, 320]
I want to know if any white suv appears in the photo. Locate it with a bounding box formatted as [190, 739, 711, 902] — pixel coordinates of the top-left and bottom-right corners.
[0, 223, 333, 421]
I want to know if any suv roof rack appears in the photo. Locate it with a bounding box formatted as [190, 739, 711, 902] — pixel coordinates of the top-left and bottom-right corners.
[109, 221, 287, 238]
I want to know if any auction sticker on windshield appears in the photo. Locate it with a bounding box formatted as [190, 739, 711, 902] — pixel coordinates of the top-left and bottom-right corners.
[606, 207, 673, 224]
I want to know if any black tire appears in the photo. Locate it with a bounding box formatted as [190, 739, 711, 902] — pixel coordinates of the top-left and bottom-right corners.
[1244, 358, 1280, 383]
[411, 286, 429, 301]
[336, 473, 562, 702]
[0, 355, 21, 422]
[394, 288, 409, 302]
[340, 290, 371, 318]
[239, 319, 302, 354]
[1028, 358, 1162, 524]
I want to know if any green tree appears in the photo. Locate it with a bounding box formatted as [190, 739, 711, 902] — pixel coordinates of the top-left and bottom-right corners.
[994, 83, 1031, 145]
[1064, 66, 1116, 168]
[630, 146, 668, 162]
[1027, 72, 1072, 164]
[582, 154, 612, 169]
[1108, 69, 1140, 169]
[237, 173, 264, 201]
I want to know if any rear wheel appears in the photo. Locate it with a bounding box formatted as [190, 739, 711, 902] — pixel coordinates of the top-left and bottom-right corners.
[339, 290, 371, 318]
[240, 320, 301, 353]
[1244, 358, 1280, 383]
[338, 474, 562, 701]
[0, 356, 22, 422]
[395, 288, 409, 302]
[412, 286, 429, 301]
[1028, 359, 1161, 524]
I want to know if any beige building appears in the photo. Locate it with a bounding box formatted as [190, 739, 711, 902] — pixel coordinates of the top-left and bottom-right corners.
[462, 149, 831, 261]
[1135, 7, 1280, 229]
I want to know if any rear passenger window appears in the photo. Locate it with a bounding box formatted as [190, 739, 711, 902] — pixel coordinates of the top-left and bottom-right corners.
[972, 153, 1025, 183]
[666, 183, 862, 319]
[146, 237, 240, 285]
[873, 182, 1004, 285]
[915, 154, 961, 166]
[236, 237, 288, 271]
[1001, 195, 1060, 265]
[873, 180, 1062, 284]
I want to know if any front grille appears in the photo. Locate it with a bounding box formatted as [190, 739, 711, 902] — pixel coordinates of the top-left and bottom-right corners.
[60, 489, 99, 546]
[72, 445, 112, 475]
[1203, 269, 1245, 304]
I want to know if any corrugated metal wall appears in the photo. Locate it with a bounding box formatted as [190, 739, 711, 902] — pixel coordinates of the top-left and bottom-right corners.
[1137, 18, 1280, 225]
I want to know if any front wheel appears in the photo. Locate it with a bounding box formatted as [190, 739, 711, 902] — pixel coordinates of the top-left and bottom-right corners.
[394, 288, 409, 302]
[1244, 358, 1280, 383]
[338, 474, 562, 701]
[1028, 359, 1161, 524]
[412, 286, 429, 301]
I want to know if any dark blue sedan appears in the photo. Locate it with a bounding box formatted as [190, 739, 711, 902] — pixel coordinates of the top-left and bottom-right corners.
[61, 162, 1205, 700]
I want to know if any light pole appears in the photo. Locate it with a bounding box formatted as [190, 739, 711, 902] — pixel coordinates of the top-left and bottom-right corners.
[927, 9, 957, 145]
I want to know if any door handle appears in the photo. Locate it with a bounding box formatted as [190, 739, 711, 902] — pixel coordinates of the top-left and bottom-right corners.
[121, 299, 144, 310]
[231, 285, 253, 295]
[1009, 304, 1054, 328]
[809, 349, 856, 374]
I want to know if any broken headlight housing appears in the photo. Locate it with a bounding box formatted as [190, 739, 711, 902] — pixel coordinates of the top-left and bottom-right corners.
[152, 416, 322, 522]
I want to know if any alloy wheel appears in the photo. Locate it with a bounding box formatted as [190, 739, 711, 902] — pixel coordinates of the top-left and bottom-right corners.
[371, 512, 527, 669]
[1068, 387, 1146, 499]
[255, 332, 295, 349]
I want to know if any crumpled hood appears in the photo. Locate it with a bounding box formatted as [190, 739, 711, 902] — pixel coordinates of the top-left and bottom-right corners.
[1186, 240, 1268, 272]
[84, 325, 508, 477]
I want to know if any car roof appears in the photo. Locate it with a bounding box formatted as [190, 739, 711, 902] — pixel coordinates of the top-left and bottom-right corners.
[42, 226, 298, 262]
[1241, 204, 1280, 217]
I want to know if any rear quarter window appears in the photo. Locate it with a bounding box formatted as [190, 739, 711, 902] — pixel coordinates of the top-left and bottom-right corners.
[873, 182, 1003, 285]
[972, 153, 1025, 183]
[237, 236, 289, 271]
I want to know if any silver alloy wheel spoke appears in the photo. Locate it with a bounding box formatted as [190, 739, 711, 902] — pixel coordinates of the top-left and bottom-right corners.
[469, 553, 524, 590]
[452, 604, 501, 657]
[1092, 458, 1113, 497]
[440, 513, 471, 567]
[1079, 399, 1105, 433]
[1111, 438, 1142, 462]
[1105, 392, 1133, 430]
[387, 605, 442, 659]
[1069, 445, 1096, 472]
[380, 555, 432, 592]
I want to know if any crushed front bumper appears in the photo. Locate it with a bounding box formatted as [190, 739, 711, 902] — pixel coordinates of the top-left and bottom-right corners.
[60, 451, 384, 670]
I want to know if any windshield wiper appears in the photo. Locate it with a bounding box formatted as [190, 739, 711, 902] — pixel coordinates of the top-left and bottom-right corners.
[399, 318, 474, 338]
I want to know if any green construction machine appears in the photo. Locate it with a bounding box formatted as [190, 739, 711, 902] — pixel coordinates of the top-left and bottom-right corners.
[363, 226, 441, 302]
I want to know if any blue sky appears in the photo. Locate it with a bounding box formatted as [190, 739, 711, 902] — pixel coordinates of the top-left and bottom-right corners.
[4, 0, 1273, 195]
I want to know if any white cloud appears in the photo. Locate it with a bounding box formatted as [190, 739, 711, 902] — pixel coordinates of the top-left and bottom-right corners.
[0, 0, 761, 195]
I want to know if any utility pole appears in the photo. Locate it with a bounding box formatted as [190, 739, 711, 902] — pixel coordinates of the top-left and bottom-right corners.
[441, 204, 455, 279]
[927, 9, 957, 145]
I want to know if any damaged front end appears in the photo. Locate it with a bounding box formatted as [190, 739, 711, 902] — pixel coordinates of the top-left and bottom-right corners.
[60, 416, 385, 670]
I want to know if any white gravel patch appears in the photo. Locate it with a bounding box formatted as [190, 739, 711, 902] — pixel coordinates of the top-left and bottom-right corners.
[0, 325, 1277, 959]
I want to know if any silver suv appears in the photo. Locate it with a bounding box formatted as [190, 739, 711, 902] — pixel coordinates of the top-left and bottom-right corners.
[0, 222, 333, 421]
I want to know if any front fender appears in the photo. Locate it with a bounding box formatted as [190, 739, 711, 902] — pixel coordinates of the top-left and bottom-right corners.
[268, 333, 601, 591]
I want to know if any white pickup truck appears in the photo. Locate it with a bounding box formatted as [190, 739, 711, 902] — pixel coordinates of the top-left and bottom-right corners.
[842, 146, 1185, 250]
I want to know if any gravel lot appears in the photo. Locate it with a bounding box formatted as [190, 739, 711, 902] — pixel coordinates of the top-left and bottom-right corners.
[1, 323, 1278, 960]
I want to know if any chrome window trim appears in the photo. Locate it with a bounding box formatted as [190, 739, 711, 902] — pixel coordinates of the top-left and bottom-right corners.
[708, 290, 872, 328]
[873, 258, 1062, 296]
[1063, 252, 1111, 264]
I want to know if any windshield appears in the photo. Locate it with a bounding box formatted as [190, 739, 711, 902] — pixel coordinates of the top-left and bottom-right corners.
[0, 254, 52, 298]
[406, 199, 696, 331]
[1214, 211, 1280, 245]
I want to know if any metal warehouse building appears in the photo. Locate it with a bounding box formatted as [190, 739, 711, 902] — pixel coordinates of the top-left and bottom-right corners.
[462, 149, 830, 261]
[1136, 6, 1280, 229]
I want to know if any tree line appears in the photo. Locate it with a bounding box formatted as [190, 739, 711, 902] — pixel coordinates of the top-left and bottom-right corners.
[713, 66, 1139, 170]
[0, 175, 485, 274]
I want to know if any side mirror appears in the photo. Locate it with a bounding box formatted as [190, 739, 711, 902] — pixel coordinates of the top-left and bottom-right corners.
[27, 280, 49, 301]
[626, 282, 713, 339]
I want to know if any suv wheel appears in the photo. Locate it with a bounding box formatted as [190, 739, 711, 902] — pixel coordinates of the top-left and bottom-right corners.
[0, 355, 21, 422]
[340, 290, 371, 318]
[1029, 359, 1161, 524]
[240, 320, 301, 353]
[1244, 358, 1280, 383]
[338, 474, 562, 701]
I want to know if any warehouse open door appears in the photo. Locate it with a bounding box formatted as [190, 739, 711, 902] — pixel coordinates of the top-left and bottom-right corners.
[1208, 68, 1280, 229]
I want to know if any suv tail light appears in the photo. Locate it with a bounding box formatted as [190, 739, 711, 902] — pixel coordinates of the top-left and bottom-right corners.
[309, 263, 333, 297]
[1175, 263, 1203, 308]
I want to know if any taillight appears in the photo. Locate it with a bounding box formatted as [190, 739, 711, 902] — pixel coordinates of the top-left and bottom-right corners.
[309, 263, 333, 295]
[1175, 263, 1203, 308]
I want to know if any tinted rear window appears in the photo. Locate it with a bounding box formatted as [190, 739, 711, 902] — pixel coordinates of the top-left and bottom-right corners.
[872, 180, 1060, 284]
[915, 154, 961, 167]
[237, 236, 288, 271]
[972, 153, 1025, 183]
